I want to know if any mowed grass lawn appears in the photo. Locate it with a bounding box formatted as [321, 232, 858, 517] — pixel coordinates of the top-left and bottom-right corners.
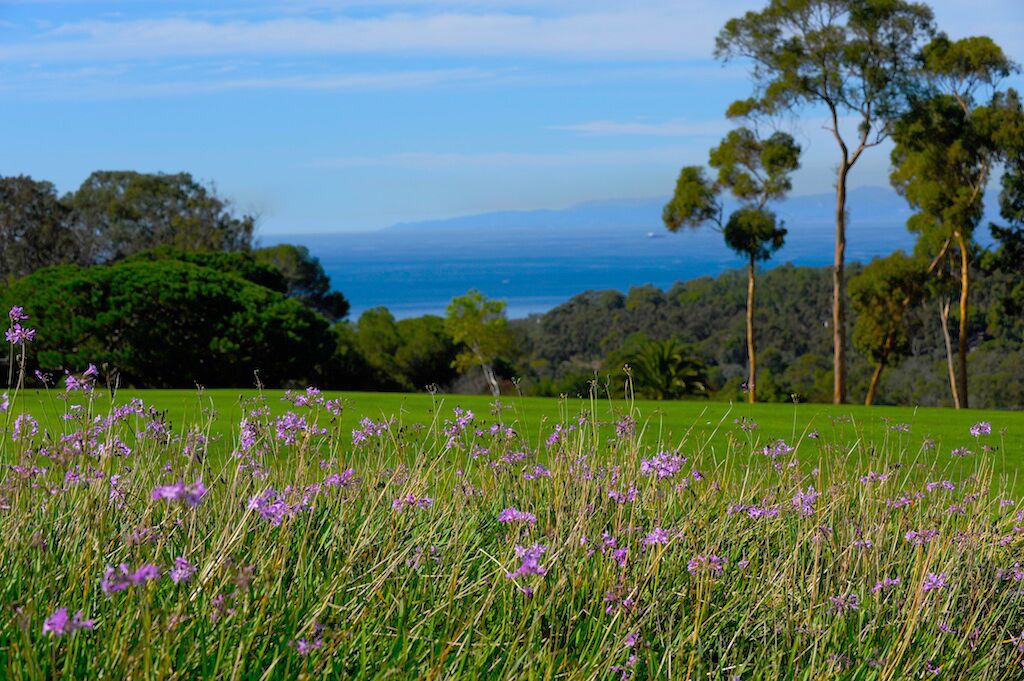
[11, 387, 1024, 485]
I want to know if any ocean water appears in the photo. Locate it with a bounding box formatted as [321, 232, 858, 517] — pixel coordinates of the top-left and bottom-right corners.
[267, 218, 919, 320]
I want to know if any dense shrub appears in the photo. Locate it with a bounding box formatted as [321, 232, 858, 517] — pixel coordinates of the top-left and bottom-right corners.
[2, 260, 336, 388]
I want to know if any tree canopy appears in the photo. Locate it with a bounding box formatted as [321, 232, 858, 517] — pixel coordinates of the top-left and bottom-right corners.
[66, 171, 255, 261]
[716, 0, 936, 404]
[3, 260, 334, 388]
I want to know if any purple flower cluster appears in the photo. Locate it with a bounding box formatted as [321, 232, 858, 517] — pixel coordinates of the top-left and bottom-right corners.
[970, 422, 992, 437]
[791, 486, 820, 517]
[392, 494, 433, 512]
[275, 411, 327, 445]
[442, 407, 475, 449]
[639, 451, 686, 479]
[506, 543, 547, 580]
[643, 527, 670, 546]
[352, 417, 390, 446]
[497, 507, 536, 525]
[101, 563, 161, 595]
[829, 592, 860, 613]
[151, 479, 208, 507]
[687, 554, 726, 575]
[872, 576, 901, 593]
[922, 572, 949, 593]
[170, 557, 197, 584]
[5, 306, 36, 345]
[42, 607, 94, 636]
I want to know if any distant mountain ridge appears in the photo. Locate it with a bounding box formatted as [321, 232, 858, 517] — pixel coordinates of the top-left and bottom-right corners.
[386, 186, 919, 233]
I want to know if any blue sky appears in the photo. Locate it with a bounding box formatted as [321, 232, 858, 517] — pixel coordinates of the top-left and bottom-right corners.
[2, 0, 1022, 235]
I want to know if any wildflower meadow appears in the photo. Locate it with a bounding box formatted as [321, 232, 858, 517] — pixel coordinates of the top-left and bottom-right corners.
[2, 306, 1024, 679]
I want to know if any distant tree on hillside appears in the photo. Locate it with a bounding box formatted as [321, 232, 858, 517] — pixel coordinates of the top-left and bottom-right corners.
[850, 252, 928, 405]
[664, 127, 799, 403]
[445, 290, 511, 397]
[890, 34, 1022, 408]
[604, 335, 708, 400]
[66, 170, 254, 261]
[254, 244, 350, 321]
[0, 176, 85, 280]
[716, 0, 936, 404]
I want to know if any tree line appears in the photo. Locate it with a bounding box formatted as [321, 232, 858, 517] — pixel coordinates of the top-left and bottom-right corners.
[669, 1, 1023, 409]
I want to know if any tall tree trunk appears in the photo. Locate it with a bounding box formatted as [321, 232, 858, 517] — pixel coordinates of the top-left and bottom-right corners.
[833, 164, 849, 404]
[746, 256, 757, 404]
[955, 233, 970, 409]
[939, 298, 961, 409]
[865, 360, 885, 406]
[481, 363, 500, 397]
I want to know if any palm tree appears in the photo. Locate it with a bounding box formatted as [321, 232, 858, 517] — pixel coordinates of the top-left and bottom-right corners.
[615, 336, 708, 400]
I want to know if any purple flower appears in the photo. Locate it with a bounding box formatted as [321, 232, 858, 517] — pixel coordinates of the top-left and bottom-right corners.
[905, 529, 939, 546]
[615, 415, 636, 439]
[829, 592, 860, 613]
[970, 421, 992, 437]
[922, 572, 949, 593]
[523, 464, 551, 480]
[640, 452, 687, 479]
[170, 557, 196, 584]
[791, 486, 820, 516]
[8, 306, 28, 323]
[42, 608, 94, 636]
[5, 323, 35, 345]
[687, 554, 726, 575]
[497, 507, 536, 525]
[11, 414, 38, 441]
[294, 629, 325, 656]
[351, 417, 390, 446]
[643, 527, 670, 546]
[506, 543, 547, 580]
[151, 479, 208, 508]
[546, 424, 567, 448]
[101, 563, 161, 595]
[392, 494, 433, 512]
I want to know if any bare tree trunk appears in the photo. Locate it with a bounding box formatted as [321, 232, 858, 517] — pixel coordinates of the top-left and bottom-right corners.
[865, 361, 885, 406]
[939, 298, 961, 410]
[746, 257, 757, 404]
[833, 164, 849, 404]
[481, 363, 500, 397]
[955, 234, 970, 409]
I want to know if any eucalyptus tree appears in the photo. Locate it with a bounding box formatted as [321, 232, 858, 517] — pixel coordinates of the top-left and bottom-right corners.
[715, 0, 935, 403]
[664, 127, 800, 403]
[890, 35, 1021, 408]
[445, 290, 511, 397]
[850, 251, 928, 405]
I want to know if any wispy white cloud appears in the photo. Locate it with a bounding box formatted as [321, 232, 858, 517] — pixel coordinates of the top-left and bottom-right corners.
[0, 66, 496, 99]
[0, 6, 742, 62]
[550, 118, 730, 137]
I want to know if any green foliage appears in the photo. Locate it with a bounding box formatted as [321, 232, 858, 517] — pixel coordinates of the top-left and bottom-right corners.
[66, 170, 254, 261]
[0, 176, 83, 281]
[445, 290, 512, 395]
[254, 244, 350, 321]
[663, 167, 720, 232]
[353, 308, 458, 391]
[122, 246, 288, 292]
[850, 252, 928, 366]
[715, 0, 935, 121]
[2, 260, 335, 388]
[604, 334, 708, 400]
[723, 208, 786, 263]
[665, 127, 796, 263]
